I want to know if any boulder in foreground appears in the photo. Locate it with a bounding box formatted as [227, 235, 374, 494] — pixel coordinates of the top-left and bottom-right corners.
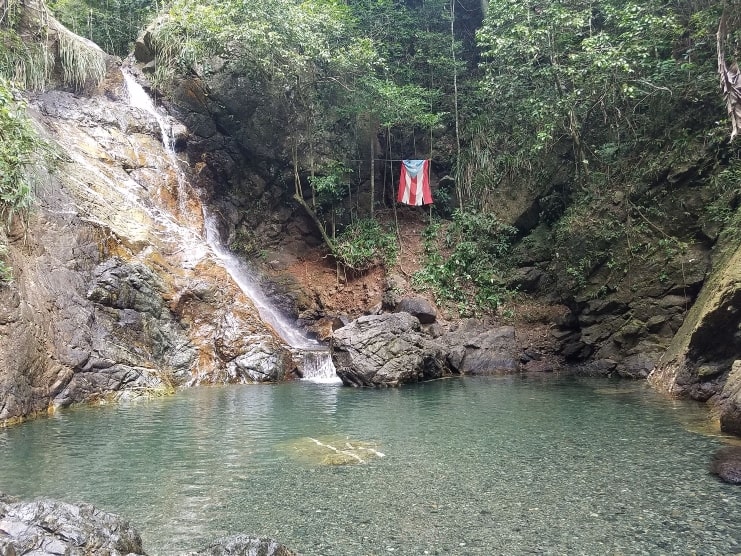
[0, 495, 145, 555]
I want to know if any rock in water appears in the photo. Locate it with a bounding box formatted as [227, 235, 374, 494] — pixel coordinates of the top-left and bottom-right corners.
[332, 312, 451, 387]
[0, 496, 145, 555]
[710, 446, 741, 485]
[441, 319, 521, 375]
[182, 534, 298, 555]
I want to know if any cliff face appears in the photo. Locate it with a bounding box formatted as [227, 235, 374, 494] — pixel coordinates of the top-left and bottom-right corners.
[650, 234, 741, 434]
[0, 61, 293, 425]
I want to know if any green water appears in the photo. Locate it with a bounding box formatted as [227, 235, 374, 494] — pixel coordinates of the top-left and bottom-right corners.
[0, 376, 739, 555]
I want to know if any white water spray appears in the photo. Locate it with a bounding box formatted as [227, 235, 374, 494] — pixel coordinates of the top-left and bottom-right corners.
[122, 69, 340, 384]
[122, 71, 189, 216]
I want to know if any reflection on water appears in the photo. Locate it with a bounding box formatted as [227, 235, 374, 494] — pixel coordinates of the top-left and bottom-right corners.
[0, 376, 739, 555]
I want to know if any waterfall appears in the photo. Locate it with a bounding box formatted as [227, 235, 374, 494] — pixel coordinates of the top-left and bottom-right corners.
[301, 349, 343, 384]
[122, 69, 340, 385]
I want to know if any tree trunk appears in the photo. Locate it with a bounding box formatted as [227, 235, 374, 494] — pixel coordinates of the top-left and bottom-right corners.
[293, 193, 337, 255]
[370, 135, 375, 216]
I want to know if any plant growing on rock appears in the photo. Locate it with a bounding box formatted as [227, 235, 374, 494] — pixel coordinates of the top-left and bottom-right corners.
[0, 0, 106, 90]
[414, 209, 516, 315]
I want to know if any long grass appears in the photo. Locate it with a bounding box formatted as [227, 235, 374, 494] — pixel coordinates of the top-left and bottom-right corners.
[0, 1, 106, 91]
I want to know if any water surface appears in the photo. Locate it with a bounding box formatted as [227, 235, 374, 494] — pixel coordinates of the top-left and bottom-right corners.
[1, 376, 739, 555]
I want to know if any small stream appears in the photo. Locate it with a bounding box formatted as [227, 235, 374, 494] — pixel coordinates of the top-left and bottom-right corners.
[1, 376, 738, 555]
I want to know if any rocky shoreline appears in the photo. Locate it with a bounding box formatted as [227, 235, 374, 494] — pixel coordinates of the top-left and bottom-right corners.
[0, 494, 297, 556]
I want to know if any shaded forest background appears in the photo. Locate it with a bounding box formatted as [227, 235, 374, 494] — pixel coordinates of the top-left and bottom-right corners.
[1, 0, 741, 318]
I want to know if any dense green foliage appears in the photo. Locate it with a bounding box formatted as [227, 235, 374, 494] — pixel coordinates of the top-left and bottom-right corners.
[471, 0, 722, 194]
[0, 78, 39, 284]
[1, 0, 106, 90]
[6, 0, 740, 310]
[139, 0, 740, 312]
[334, 218, 398, 270]
[48, 0, 154, 56]
[414, 210, 516, 314]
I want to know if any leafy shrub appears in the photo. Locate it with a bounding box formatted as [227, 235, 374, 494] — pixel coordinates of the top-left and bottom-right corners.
[48, 0, 155, 56]
[0, 79, 36, 218]
[334, 218, 398, 270]
[413, 209, 517, 314]
[0, 78, 41, 285]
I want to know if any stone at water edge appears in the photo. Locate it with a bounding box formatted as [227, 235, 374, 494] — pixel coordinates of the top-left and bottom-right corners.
[440, 320, 521, 376]
[719, 360, 741, 436]
[709, 446, 741, 485]
[0, 495, 145, 555]
[0, 494, 300, 555]
[331, 312, 451, 387]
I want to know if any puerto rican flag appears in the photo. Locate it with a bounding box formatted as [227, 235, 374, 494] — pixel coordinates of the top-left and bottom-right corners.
[397, 159, 432, 206]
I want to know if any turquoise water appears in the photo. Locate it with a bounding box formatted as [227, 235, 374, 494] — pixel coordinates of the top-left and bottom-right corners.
[0, 376, 739, 555]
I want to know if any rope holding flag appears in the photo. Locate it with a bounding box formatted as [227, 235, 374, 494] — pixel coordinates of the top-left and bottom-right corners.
[397, 159, 432, 206]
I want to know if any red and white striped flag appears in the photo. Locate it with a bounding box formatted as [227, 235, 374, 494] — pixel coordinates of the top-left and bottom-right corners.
[397, 159, 432, 206]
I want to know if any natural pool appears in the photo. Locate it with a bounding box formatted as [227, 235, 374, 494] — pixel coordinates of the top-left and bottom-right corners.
[1, 376, 739, 555]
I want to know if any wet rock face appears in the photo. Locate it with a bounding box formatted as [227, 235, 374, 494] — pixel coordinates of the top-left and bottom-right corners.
[0, 495, 145, 555]
[649, 241, 741, 432]
[0, 65, 292, 424]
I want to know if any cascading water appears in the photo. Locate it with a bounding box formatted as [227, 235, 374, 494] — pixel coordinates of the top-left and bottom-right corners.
[122, 69, 341, 384]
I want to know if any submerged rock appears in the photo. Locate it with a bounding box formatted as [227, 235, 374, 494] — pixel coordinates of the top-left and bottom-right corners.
[279, 435, 384, 466]
[709, 446, 741, 485]
[0, 495, 145, 555]
[182, 534, 298, 556]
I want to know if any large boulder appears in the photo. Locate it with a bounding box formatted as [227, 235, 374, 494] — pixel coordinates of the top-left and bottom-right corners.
[331, 312, 452, 387]
[441, 320, 520, 375]
[0, 495, 145, 555]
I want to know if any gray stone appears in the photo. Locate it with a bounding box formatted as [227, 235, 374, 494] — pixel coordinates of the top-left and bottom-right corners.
[0, 497, 145, 555]
[440, 320, 520, 376]
[332, 312, 451, 387]
[709, 446, 741, 485]
[395, 296, 437, 324]
[617, 353, 656, 379]
[181, 534, 298, 555]
[507, 266, 547, 293]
